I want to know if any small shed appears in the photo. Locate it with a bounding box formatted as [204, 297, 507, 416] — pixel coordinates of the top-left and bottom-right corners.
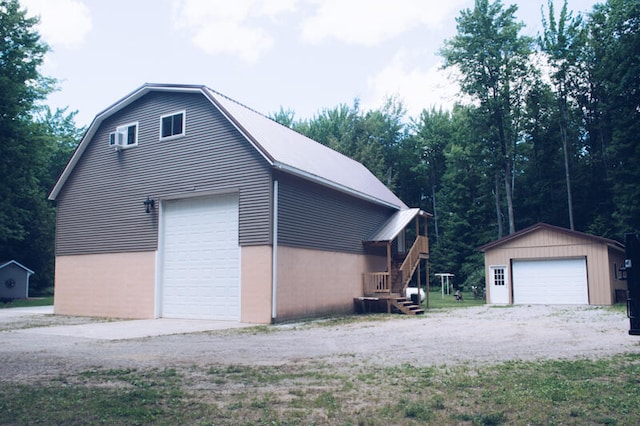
[0, 260, 34, 300]
[479, 223, 625, 305]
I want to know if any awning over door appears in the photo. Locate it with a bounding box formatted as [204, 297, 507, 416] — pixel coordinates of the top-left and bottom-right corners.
[364, 208, 430, 244]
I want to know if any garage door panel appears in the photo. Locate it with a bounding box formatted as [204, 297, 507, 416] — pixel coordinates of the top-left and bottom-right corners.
[513, 258, 588, 305]
[161, 194, 240, 320]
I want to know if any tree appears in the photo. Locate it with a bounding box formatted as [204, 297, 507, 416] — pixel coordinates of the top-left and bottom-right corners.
[410, 108, 455, 241]
[586, 0, 640, 236]
[270, 106, 296, 128]
[0, 1, 83, 294]
[292, 98, 408, 190]
[440, 0, 534, 236]
[540, 0, 586, 230]
[0, 0, 51, 252]
[430, 106, 495, 288]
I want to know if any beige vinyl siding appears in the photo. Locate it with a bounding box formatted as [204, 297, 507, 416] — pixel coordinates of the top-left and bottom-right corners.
[55, 92, 271, 255]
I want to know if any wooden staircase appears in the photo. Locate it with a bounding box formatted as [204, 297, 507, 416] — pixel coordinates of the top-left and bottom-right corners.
[389, 296, 424, 315]
[362, 236, 429, 316]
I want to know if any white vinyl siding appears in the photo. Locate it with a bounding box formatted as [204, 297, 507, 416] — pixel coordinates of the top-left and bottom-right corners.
[512, 258, 588, 304]
[160, 193, 240, 320]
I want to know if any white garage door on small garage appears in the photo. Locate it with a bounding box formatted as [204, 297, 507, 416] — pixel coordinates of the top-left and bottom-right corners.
[160, 193, 240, 320]
[512, 258, 588, 305]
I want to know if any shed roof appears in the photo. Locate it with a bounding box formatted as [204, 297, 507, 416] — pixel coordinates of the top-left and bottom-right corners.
[0, 260, 34, 274]
[48, 83, 407, 210]
[478, 223, 625, 252]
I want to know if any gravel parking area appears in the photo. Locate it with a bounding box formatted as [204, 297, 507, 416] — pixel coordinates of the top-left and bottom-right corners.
[1, 304, 638, 383]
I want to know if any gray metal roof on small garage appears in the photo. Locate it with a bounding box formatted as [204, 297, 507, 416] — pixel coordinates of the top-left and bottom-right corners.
[49, 83, 407, 210]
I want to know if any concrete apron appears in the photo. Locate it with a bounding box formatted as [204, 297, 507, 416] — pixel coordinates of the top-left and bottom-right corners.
[3, 306, 254, 341]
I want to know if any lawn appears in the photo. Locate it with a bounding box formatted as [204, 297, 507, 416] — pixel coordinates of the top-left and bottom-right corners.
[1, 353, 638, 425]
[2, 292, 638, 424]
[425, 288, 485, 309]
[0, 296, 53, 308]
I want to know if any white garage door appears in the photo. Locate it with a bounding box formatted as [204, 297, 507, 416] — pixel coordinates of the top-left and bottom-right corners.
[512, 258, 588, 304]
[160, 194, 240, 320]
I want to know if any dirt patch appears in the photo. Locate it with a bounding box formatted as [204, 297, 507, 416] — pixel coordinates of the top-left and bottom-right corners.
[1, 305, 638, 383]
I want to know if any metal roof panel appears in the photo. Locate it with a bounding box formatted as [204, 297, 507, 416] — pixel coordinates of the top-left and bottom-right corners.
[365, 208, 422, 242]
[206, 88, 408, 210]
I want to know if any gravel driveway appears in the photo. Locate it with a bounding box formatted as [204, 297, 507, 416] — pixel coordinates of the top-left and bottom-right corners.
[1, 305, 638, 383]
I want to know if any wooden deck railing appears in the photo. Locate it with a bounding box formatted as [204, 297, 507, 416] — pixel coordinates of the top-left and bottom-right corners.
[363, 236, 428, 297]
[363, 272, 390, 295]
[399, 236, 428, 291]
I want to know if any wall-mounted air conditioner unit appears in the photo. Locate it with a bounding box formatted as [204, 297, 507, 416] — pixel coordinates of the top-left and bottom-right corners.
[109, 130, 127, 151]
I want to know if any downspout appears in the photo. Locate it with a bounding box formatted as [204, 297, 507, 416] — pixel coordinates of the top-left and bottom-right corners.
[271, 179, 279, 322]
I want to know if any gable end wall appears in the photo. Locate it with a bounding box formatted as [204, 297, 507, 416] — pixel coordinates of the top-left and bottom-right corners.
[55, 92, 272, 255]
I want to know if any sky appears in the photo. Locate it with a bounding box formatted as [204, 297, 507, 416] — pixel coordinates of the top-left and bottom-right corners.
[21, 0, 600, 128]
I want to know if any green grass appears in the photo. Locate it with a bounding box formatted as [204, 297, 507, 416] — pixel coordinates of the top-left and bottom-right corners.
[2, 353, 639, 425]
[425, 289, 486, 309]
[0, 296, 53, 308]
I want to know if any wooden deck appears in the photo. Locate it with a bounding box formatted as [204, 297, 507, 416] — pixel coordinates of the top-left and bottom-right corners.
[362, 236, 428, 314]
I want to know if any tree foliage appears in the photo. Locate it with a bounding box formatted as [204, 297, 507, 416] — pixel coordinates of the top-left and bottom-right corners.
[2, 0, 638, 294]
[0, 0, 82, 294]
[280, 0, 640, 289]
[440, 0, 535, 237]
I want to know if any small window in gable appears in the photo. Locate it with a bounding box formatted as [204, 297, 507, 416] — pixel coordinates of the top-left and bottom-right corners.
[160, 111, 185, 140]
[109, 122, 138, 149]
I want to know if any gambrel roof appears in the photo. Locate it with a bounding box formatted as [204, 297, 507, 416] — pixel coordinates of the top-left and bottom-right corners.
[48, 83, 407, 210]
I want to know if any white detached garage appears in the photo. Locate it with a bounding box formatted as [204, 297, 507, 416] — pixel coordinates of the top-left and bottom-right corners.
[479, 223, 626, 306]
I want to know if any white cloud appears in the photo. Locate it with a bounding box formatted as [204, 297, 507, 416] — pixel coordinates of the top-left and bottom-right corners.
[21, 0, 92, 49]
[172, 0, 296, 63]
[301, 0, 467, 46]
[364, 49, 466, 118]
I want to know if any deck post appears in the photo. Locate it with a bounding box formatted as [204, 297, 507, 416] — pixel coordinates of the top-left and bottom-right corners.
[386, 242, 392, 289]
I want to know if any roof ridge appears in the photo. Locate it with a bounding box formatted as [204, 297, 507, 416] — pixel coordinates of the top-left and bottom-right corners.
[205, 86, 272, 121]
[478, 222, 624, 251]
[204, 87, 380, 169]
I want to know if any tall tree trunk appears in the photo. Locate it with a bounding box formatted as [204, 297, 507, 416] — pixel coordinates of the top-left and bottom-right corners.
[431, 182, 439, 241]
[496, 108, 516, 235]
[560, 102, 575, 230]
[504, 159, 516, 234]
[495, 173, 504, 239]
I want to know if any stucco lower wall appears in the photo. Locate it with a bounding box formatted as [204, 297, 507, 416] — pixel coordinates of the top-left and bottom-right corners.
[241, 245, 273, 324]
[275, 246, 386, 321]
[54, 251, 156, 318]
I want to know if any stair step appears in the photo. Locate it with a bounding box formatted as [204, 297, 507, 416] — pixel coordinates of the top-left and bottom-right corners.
[388, 297, 425, 316]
